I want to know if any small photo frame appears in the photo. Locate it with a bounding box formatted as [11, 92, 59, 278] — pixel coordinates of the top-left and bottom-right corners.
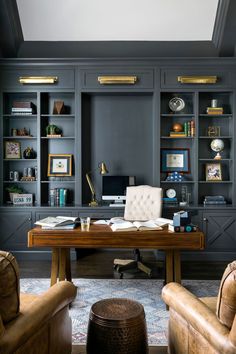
[47, 154, 72, 176]
[206, 163, 222, 181]
[5, 141, 21, 159]
[161, 148, 190, 173]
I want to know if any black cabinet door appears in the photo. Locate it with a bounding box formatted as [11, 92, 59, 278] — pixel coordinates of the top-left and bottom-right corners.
[0, 211, 32, 251]
[203, 211, 236, 251]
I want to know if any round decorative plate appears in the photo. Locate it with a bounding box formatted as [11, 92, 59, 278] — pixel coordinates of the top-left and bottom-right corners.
[169, 97, 185, 112]
[166, 188, 176, 198]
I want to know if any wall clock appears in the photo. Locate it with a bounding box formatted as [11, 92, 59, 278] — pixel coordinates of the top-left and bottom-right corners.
[166, 188, 176, 199]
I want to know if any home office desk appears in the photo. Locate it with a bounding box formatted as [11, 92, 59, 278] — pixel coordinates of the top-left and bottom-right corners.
[28, 225, 205, 286]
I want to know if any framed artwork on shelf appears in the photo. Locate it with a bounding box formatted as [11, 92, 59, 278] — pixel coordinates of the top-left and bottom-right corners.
[206, 163, 222, 181]
[47, 154, 72, 176]
[161, 148, 190, 173]
[5, 141, 21, 159]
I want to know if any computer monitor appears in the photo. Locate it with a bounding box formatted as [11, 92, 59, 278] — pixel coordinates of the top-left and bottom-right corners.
[102, 176, 136, 207]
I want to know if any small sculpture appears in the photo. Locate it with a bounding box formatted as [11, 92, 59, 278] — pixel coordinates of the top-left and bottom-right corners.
[53, 101, 65, 114]
[23, 147, 36, 159]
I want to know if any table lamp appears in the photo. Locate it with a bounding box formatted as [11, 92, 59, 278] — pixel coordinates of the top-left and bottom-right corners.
[86, 162, 108, 206]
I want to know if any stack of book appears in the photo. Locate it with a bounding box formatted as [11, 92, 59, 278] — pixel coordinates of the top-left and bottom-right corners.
[206, 107, 223, 115]
[35, 216, 79, 230]
[11, 101, 36, 115]
[203, 195, 226, 206]
[169, 120, 195, 137]
[49, 188, 68, 206]
[162, 197, 178, 206]
[169, 131, 186, 138]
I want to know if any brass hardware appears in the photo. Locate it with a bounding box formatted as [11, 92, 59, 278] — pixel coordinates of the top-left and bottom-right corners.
[98, 76, 137, 85]
[177, 76, 217, 84]
[19, 76, 58, 84]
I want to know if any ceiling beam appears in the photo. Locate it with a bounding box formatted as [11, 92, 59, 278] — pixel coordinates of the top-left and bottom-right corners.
[17, 41, 218, 58]
[0, 0, 23, 57]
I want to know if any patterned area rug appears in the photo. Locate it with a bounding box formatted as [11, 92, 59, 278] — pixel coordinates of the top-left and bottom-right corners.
[20, 279, 219, 346]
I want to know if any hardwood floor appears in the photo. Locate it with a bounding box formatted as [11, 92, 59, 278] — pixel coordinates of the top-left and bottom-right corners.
[18, 250, 228, 279]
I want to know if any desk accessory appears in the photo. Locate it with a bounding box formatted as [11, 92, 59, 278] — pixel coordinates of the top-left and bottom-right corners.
[86, 162, 108, 206]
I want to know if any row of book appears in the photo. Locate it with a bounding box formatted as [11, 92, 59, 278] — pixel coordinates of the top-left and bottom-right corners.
[162, 197, 178, 206]
[206, 107, 224, 115]
[11, 101, 36, 115]
[203, 195, 226, 205]
[49, 188, 68, 206]
[169, 120, 195, 137]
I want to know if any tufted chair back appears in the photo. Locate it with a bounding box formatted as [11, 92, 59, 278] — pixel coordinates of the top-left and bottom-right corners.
[124, 185, 162, 221]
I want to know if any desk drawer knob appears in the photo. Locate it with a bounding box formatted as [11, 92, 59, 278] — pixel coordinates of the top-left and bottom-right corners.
[203, 217, 207, 222]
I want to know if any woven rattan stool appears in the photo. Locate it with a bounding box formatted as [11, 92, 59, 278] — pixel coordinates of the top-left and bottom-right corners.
[86, 298, 148, 354]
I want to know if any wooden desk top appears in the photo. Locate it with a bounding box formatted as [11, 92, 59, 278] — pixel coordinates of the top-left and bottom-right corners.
[28, 225, 205, 250]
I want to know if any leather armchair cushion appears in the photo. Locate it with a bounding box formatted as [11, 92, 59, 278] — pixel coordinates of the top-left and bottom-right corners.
[0, 251, 20, 323]
[124, 185, 162, 221]
[216, 260, 236, 329]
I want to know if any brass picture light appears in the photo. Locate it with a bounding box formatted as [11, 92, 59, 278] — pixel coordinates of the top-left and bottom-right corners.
[19, 76, 58, 84]
[86, 162, 108, 207]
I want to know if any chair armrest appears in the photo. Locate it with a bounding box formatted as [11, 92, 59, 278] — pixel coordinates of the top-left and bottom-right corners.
[162, 283, 234, 353]
[0, 281, 77, 353]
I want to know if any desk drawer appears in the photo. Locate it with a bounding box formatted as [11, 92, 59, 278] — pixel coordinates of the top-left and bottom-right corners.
[80, 69, 154, 90]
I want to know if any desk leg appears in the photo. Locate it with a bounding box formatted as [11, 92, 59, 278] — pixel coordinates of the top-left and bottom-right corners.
[59, 248, 67, 281]
[65, 248, 72, 282]
[174, 251, 181, 284]
[51, 248, 59, 286]
[165, 250, 174, 284]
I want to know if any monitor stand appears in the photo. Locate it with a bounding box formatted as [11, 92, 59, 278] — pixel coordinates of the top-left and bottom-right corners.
[109, 200, 125, 207]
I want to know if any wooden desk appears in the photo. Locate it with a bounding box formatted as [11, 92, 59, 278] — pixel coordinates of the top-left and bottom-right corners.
[28, 225, 205, 286]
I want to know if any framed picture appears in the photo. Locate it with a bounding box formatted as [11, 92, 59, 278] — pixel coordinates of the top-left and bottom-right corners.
[161, 148, 190, 173]
[5, 141, 21, 159]
[47, 154, 72, 176]
[206, 163, 222, 181]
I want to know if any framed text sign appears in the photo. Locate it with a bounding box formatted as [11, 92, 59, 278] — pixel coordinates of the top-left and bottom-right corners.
[161, 148, 190, 173]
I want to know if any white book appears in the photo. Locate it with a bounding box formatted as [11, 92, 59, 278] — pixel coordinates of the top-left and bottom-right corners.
[110, 220, 163, 232]
[35, 216, 78, 228]
[154, 217, 173, 227]
[41, 224, 76, 230]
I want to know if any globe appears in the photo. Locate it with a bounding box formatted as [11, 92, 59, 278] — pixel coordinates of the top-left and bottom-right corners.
[210, 139, 224, 159]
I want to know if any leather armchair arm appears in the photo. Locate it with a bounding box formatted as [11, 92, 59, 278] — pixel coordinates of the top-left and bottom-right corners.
[0, 281, 77, 354]
[162, 282, 236, 354]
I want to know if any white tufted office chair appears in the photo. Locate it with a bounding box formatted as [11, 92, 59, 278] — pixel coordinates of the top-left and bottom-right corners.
[114, 185, 163, 278]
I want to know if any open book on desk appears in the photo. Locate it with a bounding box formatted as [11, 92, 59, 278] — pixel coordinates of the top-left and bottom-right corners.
[110, 220, 163, 232]
[35, 216, 79, 228]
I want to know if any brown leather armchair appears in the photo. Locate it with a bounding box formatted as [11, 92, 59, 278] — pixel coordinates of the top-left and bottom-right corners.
[162, 261, 236, 354]
[0, 251, 77, 354]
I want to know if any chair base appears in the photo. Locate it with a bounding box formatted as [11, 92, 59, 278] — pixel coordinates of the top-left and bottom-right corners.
[114, 259, 152, 278]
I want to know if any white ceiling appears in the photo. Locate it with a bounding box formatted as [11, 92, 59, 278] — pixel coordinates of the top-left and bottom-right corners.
[16, 0, 219, 41]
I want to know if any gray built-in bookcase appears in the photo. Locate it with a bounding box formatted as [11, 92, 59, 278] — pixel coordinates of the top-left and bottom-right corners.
[0, 60, 236, 261]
